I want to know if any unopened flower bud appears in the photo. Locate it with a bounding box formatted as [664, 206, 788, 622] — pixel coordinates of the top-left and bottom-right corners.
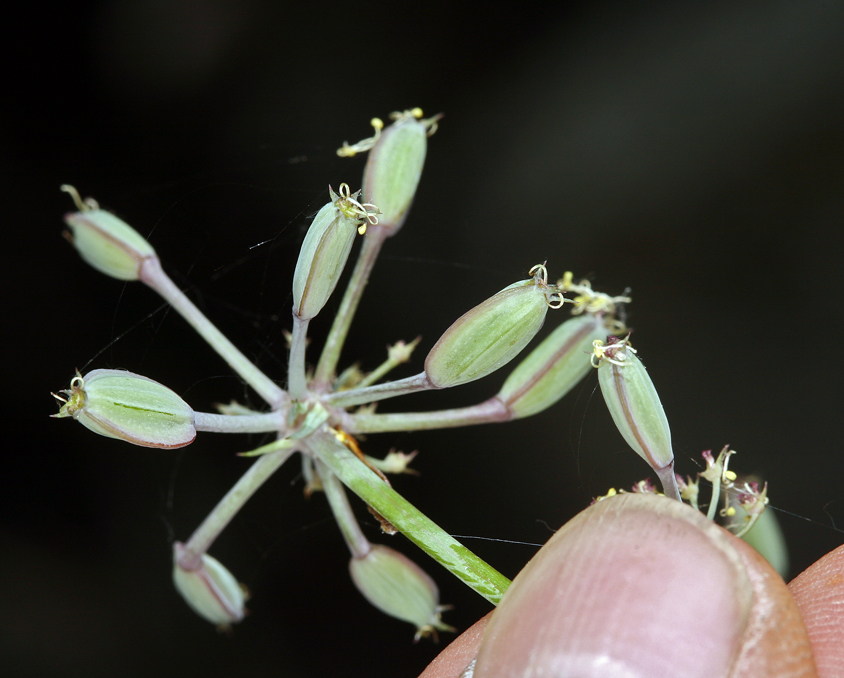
[61, 185, 156, 280]
[425, 264, 564, 388]
[349, 545, 454, 640]
[593, 336, 680, 500]
[51, 369, 196, 449]
[498, 314, 605, 418]
[173, 542, 246, 627]
[292, 184, 377, 320]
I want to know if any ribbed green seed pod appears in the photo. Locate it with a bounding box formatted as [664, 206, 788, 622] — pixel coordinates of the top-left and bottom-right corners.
[292, 185, 373, 320]
[425, 265, 563, 388]
[594, 337, 680, 500]
[498, 314, 605, 418]
[61, 185, 156, 281]
[734, 489, 785, 577]
[173, 542, 246, 627]
[51, 369, 196, 449]
[362, 115, 427, 233]
[349, 545, 453, 640]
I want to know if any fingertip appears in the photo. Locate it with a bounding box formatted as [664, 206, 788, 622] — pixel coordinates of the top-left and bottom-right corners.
[471, 494, 816, 677]
[789, 544, 844, 678]
[418, 613, 491, 678]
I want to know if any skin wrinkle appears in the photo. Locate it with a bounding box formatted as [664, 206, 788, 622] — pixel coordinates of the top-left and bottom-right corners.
[789, 544, 844, 678]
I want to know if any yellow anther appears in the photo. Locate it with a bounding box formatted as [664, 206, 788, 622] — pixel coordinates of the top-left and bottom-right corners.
[337, 118, 384, 157]
[720, 449, 737, 487]
[387, 108, 442, 136]
[590, 340, 606, 368]
[333, 183, 380, 230]
[593, 487, 618, 502]
[557, 272, 630, 322]
[591, 335, 635, 368]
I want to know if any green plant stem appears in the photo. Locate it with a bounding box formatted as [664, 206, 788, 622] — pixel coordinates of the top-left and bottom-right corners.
[288, 313, 309, 400]
[178, 446, 296, 570]
[656, 463, 682, 502]
[324, 372, 433, 409]
[356, 358, 399, 390]
[707, 478, 721, 521]
[317, 460, 371, 559]
[356, 346, 412, 389]
[306, 428, 511, 605]
[193, 410, 288, 434]
[312, 227, 389, 390]
[341, 397, 511, 434]
[140, 257, 286, 408]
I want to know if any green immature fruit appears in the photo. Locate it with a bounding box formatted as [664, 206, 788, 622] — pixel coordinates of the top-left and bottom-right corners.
[292, 184, 376, 320]
[362, 110, 432, 233]
[498, 314, 606, 418]
[728, 480, 786, 577]
[594, 337, 680, 500]
[61, 185, 156, 281]
[51, 369, 196, 449]
[349, 545, 454, 640]
[425, 265, 564, 388]
[173, 542, 246, 627]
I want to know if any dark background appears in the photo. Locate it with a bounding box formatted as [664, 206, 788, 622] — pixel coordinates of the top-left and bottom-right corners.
[5, 1, 844, 676]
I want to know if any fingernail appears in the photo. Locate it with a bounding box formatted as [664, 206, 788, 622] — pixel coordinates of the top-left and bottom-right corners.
[474, 493, 811, 677]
